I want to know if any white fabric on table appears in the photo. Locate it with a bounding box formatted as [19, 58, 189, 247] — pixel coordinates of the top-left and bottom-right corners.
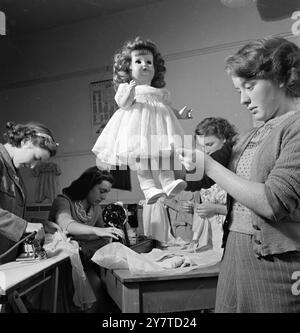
[91, 242, 221, 276]
[44, 231, 96, 310]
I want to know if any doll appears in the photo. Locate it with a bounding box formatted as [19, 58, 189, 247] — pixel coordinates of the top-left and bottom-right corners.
[92, 37, 192, 204]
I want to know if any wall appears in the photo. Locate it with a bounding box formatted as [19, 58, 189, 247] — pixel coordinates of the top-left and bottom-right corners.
[0, 0, 298, 204]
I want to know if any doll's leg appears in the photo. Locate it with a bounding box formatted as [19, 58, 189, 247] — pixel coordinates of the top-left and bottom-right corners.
[137, 169, 165, 205]
[158, 169, 187, 198]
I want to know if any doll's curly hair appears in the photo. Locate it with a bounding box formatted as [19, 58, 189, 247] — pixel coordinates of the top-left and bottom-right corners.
[3, 121, 58, 157]
[113, 36, 166, 89]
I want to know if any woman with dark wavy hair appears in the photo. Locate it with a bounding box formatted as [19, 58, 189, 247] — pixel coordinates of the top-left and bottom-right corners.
[0, 121, 58, 264]
[179, 36, 300, 312]
[92, 36, 192, 207]
[49, 166, 123, 261]
[47, 167, 123, 313]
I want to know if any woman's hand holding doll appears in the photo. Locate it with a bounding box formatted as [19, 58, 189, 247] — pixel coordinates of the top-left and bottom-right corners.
[176, 147, 204, 170]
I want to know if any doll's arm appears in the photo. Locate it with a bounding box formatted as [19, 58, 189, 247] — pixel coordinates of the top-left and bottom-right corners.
[172, 106, 193, 119]
[162, 89, 192, 119]
[115, 81, 136, 109]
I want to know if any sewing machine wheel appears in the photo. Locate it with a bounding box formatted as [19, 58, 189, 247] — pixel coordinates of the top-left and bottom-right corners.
[102, 203, 127, 228]
[102, 203, 130, 247]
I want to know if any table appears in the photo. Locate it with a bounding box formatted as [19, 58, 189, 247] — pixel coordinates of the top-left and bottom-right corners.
[99, 262, 219, 313]
[0, 251, 70, 313]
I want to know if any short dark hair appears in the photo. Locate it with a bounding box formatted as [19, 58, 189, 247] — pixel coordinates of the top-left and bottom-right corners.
[113, 36, 166, 89]
[3, 121, 58, 157]
[63, 166, 114, 201]
[194, 117, 237, 144]
[225, 36, 300, 98]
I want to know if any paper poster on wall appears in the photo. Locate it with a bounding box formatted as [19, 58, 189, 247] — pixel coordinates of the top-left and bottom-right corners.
[90, 80, 117, 142]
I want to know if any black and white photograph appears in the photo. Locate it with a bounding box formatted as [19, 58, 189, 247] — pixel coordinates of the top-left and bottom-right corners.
[0, 0, 300, 324]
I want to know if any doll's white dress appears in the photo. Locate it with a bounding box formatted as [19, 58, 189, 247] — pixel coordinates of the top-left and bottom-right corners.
[92, 84, 185, 166]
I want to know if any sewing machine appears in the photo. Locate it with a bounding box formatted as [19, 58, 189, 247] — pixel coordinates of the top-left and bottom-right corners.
[102, 202, 131, 246]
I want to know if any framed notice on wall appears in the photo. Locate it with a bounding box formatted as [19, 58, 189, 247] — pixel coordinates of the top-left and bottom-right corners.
[90, 79, 117, 142]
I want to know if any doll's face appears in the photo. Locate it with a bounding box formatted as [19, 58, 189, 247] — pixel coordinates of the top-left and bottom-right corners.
[130, 50, 154, 85]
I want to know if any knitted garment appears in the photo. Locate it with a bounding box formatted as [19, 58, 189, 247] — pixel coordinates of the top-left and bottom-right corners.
[229, 111, 297, 234]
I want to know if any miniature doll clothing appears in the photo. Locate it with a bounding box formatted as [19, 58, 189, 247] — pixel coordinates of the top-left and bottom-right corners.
[32, 161, 61, 203]
[189, 184, 226, 253]
[92, 84, 186, 167]
[141, 196, 173, 243]
[197, 184, 226, 253]
[165, 190, 201, 242]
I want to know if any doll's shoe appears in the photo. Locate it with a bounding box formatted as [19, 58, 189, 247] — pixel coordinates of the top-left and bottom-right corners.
[164, 179, 187, 198]
[144, 188, 166, 205]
